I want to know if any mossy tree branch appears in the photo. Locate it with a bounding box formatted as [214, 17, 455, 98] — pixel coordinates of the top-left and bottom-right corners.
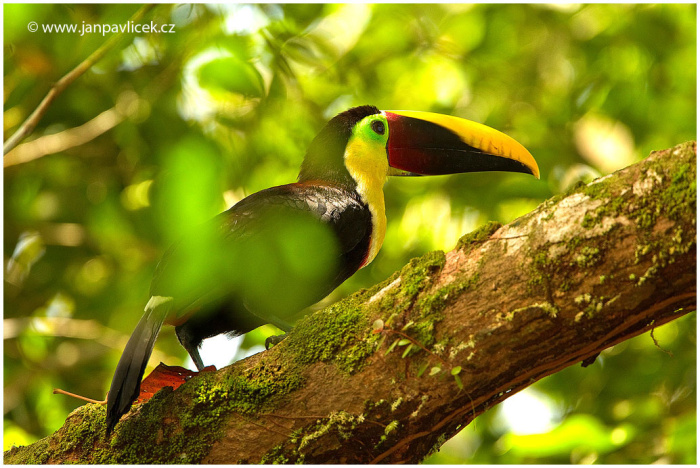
[5, 142, 696, 464]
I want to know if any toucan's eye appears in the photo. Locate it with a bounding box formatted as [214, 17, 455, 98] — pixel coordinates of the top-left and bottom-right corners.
[371, 120, 385, 135]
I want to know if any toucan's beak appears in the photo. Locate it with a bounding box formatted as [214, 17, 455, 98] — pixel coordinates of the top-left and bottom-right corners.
[384, 110, 540, 179]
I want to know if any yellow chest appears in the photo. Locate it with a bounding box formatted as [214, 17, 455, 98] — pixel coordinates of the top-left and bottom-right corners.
[343, 139, 388, 268]
[356, 178, 386, 267]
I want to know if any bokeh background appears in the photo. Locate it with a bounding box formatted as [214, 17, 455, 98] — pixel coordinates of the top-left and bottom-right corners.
[3, 3, 696, 463]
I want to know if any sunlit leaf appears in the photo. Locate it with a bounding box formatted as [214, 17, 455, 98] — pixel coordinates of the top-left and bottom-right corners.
[6, 231, 45, 286]
[500, 414, 630, 458]
[198, 56, 265, 98]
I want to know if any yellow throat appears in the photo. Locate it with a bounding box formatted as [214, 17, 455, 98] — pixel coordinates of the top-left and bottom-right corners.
[343, 133, 388, 268]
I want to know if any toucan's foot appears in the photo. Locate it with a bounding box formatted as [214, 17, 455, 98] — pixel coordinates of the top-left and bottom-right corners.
[265, 333, 287, 350]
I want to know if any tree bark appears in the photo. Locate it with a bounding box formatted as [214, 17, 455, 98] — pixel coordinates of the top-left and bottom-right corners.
[5, 141, 696, 464]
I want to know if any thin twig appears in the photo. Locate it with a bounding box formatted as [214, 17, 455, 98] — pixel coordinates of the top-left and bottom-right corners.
[4, 106, 124, 167]
[3, 4, 155, 155]
[5, 53, 181, 168]
[53, 388, 106, 405]
[650, 324, 674, 357]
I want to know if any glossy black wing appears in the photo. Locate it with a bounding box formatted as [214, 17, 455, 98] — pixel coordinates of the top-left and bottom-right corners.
[220, 183, 370, 256]
[150, 183, 372, 324]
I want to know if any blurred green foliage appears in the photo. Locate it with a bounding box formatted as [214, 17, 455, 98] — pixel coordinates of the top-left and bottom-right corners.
[3, 3, 695, 463]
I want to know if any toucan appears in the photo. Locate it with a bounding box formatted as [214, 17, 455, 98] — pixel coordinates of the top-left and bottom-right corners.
[105, 105, 539, 436]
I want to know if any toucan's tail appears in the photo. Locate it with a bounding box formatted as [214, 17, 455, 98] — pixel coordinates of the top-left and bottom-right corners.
[105, 296, 172, 436]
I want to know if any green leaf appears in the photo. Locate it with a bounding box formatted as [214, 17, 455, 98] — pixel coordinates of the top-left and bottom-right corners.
[417, 361, 430, 378]
[453, 373, 464, 390]
[385, 338, 400, 355]
[502, 414, 625, 458]
[198, 56, 265, 98]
